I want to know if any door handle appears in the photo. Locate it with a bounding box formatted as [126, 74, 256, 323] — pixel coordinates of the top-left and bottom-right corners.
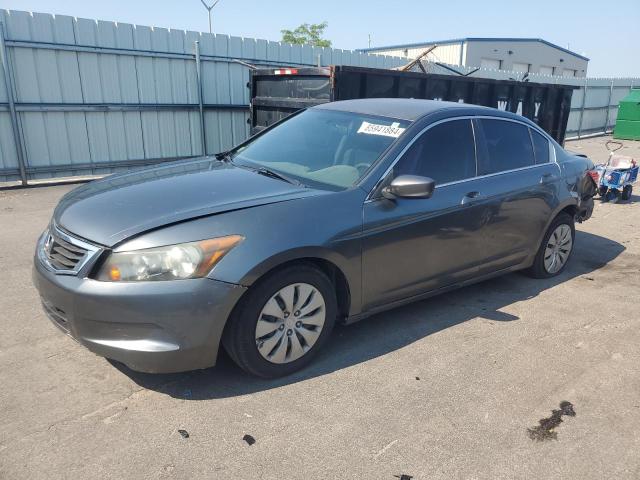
[461, 191, 483, 205]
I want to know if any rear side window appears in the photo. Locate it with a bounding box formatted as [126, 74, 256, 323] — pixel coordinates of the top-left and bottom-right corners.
[394, 119, 476, 185]
[530, 129, 550, 164]
[477, 119, 535, 175]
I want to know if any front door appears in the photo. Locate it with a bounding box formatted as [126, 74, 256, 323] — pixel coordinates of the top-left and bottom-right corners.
[361, 118, 494, 311]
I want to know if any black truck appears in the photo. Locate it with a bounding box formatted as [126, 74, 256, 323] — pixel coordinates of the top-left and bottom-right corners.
[249, 65, 575, 144]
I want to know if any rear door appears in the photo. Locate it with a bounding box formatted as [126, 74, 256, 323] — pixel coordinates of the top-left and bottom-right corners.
[472, 118, 561, 274]
[361, 118, 496, 310]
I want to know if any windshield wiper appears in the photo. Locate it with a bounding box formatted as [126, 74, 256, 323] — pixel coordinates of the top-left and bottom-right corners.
[254, 167, 303, 187]
[218, 152, 303, 187]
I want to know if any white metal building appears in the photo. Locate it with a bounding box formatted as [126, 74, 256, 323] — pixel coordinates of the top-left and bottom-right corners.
[359, 38, 589, 77]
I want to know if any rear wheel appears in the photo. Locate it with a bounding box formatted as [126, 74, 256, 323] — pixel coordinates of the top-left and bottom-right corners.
[526, 213, 575, 278]
[622, 185, 633, 201]
[223, 264, 337, 378]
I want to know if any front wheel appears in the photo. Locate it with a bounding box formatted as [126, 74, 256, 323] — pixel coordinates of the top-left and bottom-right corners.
[526, 213, 575, 279]
[222, 264, 337, 378]
[621, 185, 633, 201]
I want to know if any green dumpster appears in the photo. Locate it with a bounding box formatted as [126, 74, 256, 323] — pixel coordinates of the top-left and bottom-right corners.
[614, 88, 640, 140]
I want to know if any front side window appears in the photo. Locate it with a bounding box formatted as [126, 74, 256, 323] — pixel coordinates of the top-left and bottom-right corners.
[477, 119, 535, 175]
[530, 129, 550, 164]
[394, 119, 477, 185]
[232, 109, 410, 189]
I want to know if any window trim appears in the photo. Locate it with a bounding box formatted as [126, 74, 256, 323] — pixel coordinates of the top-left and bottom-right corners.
[366, 115, 558, 202]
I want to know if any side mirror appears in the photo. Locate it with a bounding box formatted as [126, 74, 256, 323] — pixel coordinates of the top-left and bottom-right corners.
[382, 175, 436, 200]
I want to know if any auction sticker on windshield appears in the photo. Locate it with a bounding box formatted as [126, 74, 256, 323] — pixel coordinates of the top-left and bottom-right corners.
[357, 121, 406, 138]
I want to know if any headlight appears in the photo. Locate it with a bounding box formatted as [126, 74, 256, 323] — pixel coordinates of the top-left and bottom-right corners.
[95, 235, 243, 282]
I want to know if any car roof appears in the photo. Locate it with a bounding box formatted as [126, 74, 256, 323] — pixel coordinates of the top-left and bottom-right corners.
[313, 98, 513, 122]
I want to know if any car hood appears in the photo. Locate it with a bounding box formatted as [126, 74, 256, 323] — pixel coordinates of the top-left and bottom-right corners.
[53, 158, 322, 247]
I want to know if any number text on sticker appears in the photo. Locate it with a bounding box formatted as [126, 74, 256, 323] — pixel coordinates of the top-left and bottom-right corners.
[357, 121, 406, 138]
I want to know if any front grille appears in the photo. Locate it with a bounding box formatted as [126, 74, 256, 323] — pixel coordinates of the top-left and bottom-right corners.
[44, 232, 88, 271]
[39, 224, 100, 275]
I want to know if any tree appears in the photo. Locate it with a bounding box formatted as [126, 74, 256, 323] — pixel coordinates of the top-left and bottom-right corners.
[281, 22, 332, 48]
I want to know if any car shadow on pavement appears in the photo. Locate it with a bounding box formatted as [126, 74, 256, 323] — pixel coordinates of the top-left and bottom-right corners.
[598, 193, 640, 204]
[111, 230, 624, 399]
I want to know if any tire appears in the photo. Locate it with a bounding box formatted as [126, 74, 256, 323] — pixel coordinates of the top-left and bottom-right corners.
[598, 186, 608, 198]
[526, 212, 575, 279]
[621, 185, 633, 201]
[222, 264, 337, 378]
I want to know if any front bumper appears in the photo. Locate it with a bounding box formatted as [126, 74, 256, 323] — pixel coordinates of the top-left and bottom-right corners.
[33, 255, 246, 373]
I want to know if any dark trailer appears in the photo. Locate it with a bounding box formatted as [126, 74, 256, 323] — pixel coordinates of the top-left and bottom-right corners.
[249, 65, 576, 144]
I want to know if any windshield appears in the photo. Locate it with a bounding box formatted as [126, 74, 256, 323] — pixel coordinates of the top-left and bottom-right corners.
[231, 109, 410, 190]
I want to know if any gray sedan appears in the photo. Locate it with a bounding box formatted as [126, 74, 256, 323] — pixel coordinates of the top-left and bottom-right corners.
[33, 99, 596, 378]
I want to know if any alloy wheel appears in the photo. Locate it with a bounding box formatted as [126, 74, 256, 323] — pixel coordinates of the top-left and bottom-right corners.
[255, 283, 326, 364]
[544, 224, 573, 274]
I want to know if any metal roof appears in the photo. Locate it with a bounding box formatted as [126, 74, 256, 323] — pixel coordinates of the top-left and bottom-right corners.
[358, 37, 589, 62]
[314, 98, 503, 122]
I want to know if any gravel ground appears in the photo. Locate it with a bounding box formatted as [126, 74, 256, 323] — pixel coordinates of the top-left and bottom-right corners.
[565, 134, 640, 164]
[1, 136, 639, 479]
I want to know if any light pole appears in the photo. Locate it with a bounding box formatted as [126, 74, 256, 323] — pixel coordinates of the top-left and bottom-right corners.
[199, 0, 222, 34]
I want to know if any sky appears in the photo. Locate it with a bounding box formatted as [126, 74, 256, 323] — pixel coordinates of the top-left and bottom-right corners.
[1, 0, 638, 77]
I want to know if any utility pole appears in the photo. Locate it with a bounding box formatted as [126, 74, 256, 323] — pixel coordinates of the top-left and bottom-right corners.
[200, 0, 222, 34]
[368, 34, 371, 48]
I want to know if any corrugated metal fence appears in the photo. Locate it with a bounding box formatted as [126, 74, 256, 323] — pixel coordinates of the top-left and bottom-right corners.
[1, 10, 638, 186]
[565, 78, 636, 139]
[0, 10, 406, 185]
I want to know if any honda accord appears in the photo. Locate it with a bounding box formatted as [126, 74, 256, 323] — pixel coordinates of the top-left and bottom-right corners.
[33, 99, 596, 377]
